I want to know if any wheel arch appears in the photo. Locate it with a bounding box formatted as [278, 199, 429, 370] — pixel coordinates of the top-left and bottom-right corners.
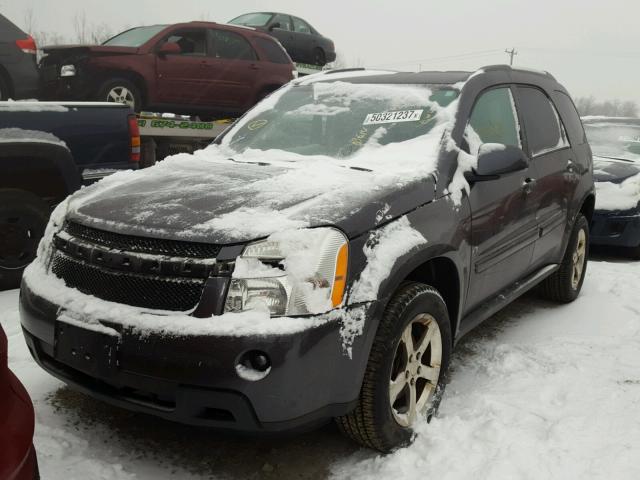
[0, 142, 80, 204]
[373, 245, 464, 343]
[580, 192, 596, 224]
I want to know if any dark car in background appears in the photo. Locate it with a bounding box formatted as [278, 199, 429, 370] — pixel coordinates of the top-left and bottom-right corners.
[40, 21, 296, 115]
[0, 14, 39, 100]
[229, 12, 336, 66]
[0, 324, 38, 480]
[583, 117, 640, 257]
[21, 66, 594, 452]
[0, 100, 139, 289]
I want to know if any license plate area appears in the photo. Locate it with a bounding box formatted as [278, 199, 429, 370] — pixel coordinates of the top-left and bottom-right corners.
[54, 319, 120, 378]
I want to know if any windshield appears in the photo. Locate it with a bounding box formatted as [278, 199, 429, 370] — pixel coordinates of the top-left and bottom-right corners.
[584, 122, 640, 162]
[103, 25, 166, 47]
[229, 13, 273, 27]
[222, 81, 459, 160]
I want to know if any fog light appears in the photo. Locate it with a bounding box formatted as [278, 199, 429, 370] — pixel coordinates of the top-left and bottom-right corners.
[236, 350, 272, 381]
[60, 64, 76, 77]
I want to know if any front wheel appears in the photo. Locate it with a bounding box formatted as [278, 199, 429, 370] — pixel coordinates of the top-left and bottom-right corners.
[0, 190, 50, 290]
[98, 78, 142, 111]
[336, 282, 452, 452]
[539, 214, 589, 302]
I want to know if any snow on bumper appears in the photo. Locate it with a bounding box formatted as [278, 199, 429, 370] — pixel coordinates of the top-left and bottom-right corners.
[19, 262, 377, 429]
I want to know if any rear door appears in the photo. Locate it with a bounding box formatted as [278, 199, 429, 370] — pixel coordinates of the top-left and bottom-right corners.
[205, 28, 260, 109]
[291, 17, 317, 64]
[465, 86, 540, 312]
[155, 28, 213, 106]
[514, 86, 576, 268]
[267, 14, 296, 56]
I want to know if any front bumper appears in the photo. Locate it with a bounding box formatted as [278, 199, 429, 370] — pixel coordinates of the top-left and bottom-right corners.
[20, 282, 377, 433]
[590, 210, 640, 248]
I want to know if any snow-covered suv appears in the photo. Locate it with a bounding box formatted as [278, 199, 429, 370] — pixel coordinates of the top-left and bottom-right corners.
[20, 65, 594, 452]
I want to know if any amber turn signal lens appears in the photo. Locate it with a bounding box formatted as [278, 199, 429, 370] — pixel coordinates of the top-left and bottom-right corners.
[331, 243, 349, 307]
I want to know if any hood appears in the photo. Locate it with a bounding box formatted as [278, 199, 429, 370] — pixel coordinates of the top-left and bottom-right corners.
[593, 155, 640, 184]
[67, 151, 437, 245]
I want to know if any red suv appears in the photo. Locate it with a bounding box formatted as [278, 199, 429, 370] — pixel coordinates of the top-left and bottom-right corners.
[40, 22, 296, 115]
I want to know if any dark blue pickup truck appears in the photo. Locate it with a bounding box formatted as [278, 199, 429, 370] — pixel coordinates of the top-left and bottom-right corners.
[0, 100, 139, 289]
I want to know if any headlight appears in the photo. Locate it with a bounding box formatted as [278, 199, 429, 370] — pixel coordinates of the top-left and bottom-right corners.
[225, 228, 349, 316]
[60, 64, 76, 77]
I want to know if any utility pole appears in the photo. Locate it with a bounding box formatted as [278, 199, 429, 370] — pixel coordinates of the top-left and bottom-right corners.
[505, 48, 518, 66]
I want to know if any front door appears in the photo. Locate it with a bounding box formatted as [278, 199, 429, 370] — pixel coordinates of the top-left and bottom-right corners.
[515, 86, 578, 268]
[155, 28, 213, 106]
[465, 86, 540, 313]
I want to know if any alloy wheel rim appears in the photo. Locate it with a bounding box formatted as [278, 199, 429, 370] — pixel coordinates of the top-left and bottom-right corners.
[389, 313, 442, 428]
[106, 86, 135, 108]
[571, 229, 587, 289]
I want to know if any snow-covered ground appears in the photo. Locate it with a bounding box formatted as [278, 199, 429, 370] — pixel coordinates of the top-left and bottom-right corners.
[2, 256, 640, 480]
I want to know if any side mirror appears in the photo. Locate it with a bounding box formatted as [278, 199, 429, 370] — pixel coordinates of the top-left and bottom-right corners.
[473, 143, 528, 179]
[269, 22, 281, 31]
[158, 42, 181, 56]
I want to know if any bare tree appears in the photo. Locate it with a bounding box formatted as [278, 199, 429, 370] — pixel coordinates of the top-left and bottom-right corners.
[73, 11, 88, 44]
[574, 96, 638, 117]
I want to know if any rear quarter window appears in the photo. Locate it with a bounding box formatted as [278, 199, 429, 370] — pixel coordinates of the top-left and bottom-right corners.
[254, 37, 291, 64]
[553, 91, 587, 146]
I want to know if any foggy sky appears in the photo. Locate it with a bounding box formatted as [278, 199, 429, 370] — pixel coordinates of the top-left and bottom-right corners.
[2, 0, 639, 104]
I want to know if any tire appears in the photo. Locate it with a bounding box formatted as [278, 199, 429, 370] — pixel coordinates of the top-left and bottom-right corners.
[0, 190, 50, 290]
[0, 75, 10, 100]
[336, 282, 452, 452]
[627, 245, 640, 260]
[97, 78, 142, 112]
[312, 48, 326, 66]
[539, 214, 589, 303]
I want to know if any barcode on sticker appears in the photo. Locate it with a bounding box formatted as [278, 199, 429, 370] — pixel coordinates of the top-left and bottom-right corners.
[363, 109, 423, 125]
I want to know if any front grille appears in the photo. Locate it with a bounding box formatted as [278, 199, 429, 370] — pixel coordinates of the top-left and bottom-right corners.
[65, 221, 221, 258]
[51, 251, 205, 311]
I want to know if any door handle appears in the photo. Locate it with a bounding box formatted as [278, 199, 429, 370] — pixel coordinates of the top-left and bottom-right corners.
[567, 162, 576, 173]
[249, 64, 259, 70]
[523, 177, 537, 194]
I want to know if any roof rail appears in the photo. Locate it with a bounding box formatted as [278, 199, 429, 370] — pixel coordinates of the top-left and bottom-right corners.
[479, 64, 555, 80]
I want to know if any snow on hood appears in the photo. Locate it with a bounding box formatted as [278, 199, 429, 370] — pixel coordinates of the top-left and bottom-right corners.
[595, 171, 640, 212]
[67, 82, 457, 243]
[593, 156, 640, 183]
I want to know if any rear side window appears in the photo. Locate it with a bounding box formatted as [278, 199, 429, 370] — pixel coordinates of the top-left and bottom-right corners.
[212, 30, 256, 61]
[553, 91, 587, 145]
[466, 87, 522, 155]
[254, 37, 290, 64]
[271, 14, 293, 31]
[292, 17, 313, 34]
[517, 86, 569, 156]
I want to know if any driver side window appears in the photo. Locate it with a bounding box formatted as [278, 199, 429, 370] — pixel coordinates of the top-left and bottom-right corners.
[466, 87, 522, 155]
[165, 29, 206, 56]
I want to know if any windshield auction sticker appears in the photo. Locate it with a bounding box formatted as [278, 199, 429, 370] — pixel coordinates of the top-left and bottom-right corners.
[363, 109, 424, 125]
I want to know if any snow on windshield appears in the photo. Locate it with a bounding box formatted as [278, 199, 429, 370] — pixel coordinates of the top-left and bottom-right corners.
[66, 81, 460, 241]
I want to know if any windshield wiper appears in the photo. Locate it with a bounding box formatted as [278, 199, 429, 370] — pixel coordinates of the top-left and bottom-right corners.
[597, 155, 635, 163]
[227, 157, 271, 166]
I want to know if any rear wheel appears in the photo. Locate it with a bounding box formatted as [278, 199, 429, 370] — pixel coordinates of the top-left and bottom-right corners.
[0, 75, 10, 100]
[98, 78, 142, 111]
[336, 282, 451, 452]
[539, 214, 589, 302]
[312, 48, 326, 66]
[0, 190, 50, 290]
